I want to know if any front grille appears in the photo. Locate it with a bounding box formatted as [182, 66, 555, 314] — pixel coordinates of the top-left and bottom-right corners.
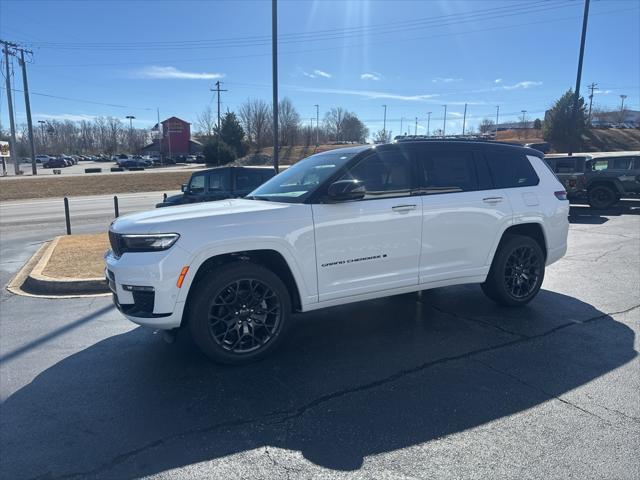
[108, 230, 124, 258]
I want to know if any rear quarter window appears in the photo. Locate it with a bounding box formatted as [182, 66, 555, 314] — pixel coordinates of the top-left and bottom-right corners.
[485, 149, 539, 188]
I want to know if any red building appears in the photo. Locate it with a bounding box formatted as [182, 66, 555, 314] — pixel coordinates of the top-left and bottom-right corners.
[141, 116, 203, 157]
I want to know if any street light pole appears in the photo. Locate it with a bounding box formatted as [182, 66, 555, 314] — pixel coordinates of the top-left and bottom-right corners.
[427, 112, 431, 137]
[414, 117, 418, 136]
[620, 94, 627, 112]
[272, 0, 279, 173]
[462, 103, 468, 136]
[495, 105, 500, 138]
[400, 117, 403, 136]
[314, 104, 319, 147]
[126, 115, 135, 153]
[442, 105, 447, 137]
[382, 104, 387, 140]
[38, 120, 46, 150]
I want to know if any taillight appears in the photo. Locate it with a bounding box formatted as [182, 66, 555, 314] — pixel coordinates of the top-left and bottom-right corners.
[554, 191, 568, 200]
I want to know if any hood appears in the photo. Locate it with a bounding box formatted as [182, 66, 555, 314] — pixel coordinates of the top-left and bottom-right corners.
[110, 198, 296, 234]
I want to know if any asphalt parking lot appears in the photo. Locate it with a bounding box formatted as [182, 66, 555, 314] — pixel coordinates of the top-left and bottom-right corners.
[1, 202, 638, 479]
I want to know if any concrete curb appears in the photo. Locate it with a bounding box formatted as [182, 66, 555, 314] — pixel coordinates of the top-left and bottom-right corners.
[7, 236, 110, 298]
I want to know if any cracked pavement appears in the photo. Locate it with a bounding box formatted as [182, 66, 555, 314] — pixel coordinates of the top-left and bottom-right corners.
[1, 202, 639, 479]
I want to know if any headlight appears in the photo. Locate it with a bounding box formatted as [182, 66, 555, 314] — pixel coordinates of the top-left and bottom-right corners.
[120, 233, 180, 252]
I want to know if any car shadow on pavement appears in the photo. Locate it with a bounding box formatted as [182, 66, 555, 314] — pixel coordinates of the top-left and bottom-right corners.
[569, 200, 640, 224]
[1, 286, 636, 478]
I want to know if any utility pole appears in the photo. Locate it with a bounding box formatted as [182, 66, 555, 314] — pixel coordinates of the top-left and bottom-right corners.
[156, 107, 163, 166]
[521, 110, 528, 139]
[271, 0, 279, 172]
[400, 117, 403, 136]
[427, 112, 431, 137]
[18, 48, 37, 175]
[382, 104, 387, 140]
[462, 103, 468, 136]
[210, 80, 228, 135]
[587, 82, 598, 124]
[414, 117, 418, 136]
[2, 41, 19, 175]
[442, 105, 447, 137]
[620, 94, 627, 111]
[569, 0, 591, 156]
[495, 105, 500, 138]
[314, 104, 319, 147]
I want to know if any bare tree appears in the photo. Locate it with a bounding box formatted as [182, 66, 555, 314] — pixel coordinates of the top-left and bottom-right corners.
[278, 97, 300, 146]
[239, 98, 272, 150]
[324, 107, 348, 142]
[196, 106, 216, 138]
[373, 129, 392, 143]
[479, 118, 495, 134]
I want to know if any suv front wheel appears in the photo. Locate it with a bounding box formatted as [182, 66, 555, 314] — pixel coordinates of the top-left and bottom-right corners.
[482, 234, 545, 307]
[188, 262, 291, 364]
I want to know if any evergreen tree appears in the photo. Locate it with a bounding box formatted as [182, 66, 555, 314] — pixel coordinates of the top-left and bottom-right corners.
[543, 90, 587, 152]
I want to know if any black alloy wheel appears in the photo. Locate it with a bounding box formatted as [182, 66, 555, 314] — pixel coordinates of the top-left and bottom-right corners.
[188, 262, 291, 364]
[208, 279, 281, 354]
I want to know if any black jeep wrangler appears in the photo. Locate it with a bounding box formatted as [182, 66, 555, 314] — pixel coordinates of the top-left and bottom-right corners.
[156, 166, 277, 208]
[544, 154, 640, 209]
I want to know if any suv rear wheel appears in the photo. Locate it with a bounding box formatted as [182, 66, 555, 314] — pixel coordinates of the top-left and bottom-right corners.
[188, 262, 291, 364]
[482, 234, 545, 307]
[588, 184, 619, 209]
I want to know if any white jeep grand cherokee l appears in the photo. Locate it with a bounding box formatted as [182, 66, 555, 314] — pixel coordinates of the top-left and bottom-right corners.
[106, 140, 569, 364]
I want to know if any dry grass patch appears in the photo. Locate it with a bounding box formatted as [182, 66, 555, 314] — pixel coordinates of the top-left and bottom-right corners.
[0, 171, 192, 201]
[42, 233, 109, 279]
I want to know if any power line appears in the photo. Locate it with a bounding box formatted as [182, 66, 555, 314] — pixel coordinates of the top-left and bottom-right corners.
[31, 5, 636, 68]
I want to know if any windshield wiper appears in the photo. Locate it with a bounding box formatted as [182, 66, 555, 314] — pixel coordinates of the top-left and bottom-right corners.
[245, 195, 272, 201]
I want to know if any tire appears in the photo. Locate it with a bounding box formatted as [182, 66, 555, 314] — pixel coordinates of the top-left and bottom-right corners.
[588, 185, 619, 209]
[187, 262, 291, 364]
[481, 234, 545, 307]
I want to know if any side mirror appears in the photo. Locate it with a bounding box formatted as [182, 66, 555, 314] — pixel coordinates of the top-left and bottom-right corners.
[327, 179, 365, 202]
[181, 184, 188, 193]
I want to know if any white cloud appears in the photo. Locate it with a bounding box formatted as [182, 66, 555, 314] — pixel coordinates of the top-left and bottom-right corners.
[432, 77, 463, 83]
[34, 113, 96, 122]
[501, 80, 543, 90]
[361, 72, 381, 81]
[302, 71, 316, 78]
[313, 69, 332, 78]
[594, 89, 612, 95]
[494, 78, 503, 84]
[448, 112, 464, 118]
[135, 66, 224, 80]
[285, 85, 439, 102]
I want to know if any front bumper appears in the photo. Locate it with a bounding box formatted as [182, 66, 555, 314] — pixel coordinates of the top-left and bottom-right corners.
[104, 247, 189, 330]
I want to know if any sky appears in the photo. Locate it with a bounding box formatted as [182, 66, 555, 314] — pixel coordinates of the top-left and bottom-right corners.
[0, 0, 639, 139]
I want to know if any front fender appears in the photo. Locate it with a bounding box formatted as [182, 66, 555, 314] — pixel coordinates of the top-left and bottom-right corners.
[176, 237, 318, 307]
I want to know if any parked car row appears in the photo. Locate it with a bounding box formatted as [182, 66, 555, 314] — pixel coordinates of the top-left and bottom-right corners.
[544, 153, 640, 208]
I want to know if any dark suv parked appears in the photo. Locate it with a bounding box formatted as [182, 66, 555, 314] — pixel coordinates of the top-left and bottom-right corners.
[545, 154, 640, 208]
[156, 166, 277, 208]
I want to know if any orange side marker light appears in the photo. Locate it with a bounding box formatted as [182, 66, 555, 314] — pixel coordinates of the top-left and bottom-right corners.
[177, 266, 190, 288]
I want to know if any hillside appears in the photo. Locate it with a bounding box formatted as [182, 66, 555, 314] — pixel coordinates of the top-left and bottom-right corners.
[497, 128, 640, 152]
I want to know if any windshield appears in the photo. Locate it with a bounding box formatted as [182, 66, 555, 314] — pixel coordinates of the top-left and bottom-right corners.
[247, 149, 366, 202]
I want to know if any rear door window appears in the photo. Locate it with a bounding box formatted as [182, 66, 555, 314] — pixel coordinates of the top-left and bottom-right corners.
[416, 149, 478, 194]
[235, 170, 264, 191]
[610, 157, 633, 170]
[485, 149, 539, 188]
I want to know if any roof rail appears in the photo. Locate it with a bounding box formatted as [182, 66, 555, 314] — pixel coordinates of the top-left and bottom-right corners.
[392, 135, 523, 147]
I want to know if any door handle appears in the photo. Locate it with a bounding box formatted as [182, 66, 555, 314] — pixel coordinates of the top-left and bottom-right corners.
[392, 204, 417, 212]
[482, 196, 504, 204]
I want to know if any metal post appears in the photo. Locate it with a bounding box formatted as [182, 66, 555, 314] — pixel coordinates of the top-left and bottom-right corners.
[400, 117, 403, 136]
[462, 103, 468, 136]
[569, 0, 591, 156]
[442, 105, 447, 137]
[414, 117, 418, 136]
[495, 105, 500, 138]
[382, 104, 387, 139]
[64, 197, 71, 235]
[3, 46, 19, 175]
[314, 104, 319, 147]
[272, 0, 279, 173]
[19, 49, 37, 175]
[113, 196, 120, 218]
[427, 112, 431, 137]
